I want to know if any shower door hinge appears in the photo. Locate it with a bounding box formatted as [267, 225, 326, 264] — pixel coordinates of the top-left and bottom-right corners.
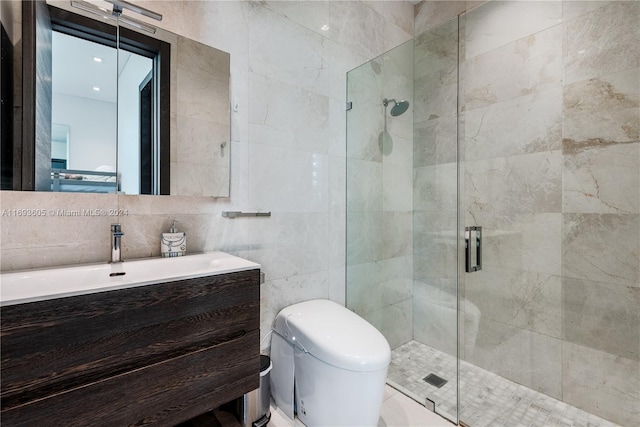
[465, 226, 482, 273]
[345, 102, 353, 111]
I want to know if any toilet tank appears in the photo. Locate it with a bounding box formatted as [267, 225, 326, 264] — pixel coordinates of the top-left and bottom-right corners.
[273, 299, 390, 372]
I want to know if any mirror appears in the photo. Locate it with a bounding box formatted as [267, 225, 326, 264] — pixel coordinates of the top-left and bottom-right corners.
[0, 0, 230, 197]
[170, 34, 232, 197]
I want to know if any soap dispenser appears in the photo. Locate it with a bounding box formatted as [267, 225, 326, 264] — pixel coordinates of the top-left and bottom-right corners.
[161, 220, 186, 257]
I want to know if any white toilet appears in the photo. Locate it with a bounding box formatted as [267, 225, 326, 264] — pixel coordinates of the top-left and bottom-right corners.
[270, 299, 391, 427]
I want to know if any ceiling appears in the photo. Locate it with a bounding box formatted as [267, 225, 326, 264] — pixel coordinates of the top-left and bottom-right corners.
[52, 30, 132, 104]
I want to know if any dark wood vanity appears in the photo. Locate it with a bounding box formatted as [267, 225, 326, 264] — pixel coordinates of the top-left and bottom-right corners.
[1, 269, 260, 426]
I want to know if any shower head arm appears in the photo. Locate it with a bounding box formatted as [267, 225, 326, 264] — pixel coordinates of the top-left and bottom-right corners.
[383, 98, 397, 107]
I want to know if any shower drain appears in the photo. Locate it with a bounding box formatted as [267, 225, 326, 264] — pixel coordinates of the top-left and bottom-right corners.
[423, 373, 447, 388]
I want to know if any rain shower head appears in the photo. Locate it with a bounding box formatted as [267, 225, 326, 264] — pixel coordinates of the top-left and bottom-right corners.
[383, 98, 410, 116]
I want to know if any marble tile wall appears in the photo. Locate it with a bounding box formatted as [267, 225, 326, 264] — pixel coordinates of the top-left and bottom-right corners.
[450, 1, 638, 425]
[346, 38, 414, 350]
[559, 2, 639, 424]
[0, 0, 414, 350]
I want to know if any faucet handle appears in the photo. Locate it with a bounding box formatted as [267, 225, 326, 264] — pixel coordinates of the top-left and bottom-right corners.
[111, 223, 124, 235]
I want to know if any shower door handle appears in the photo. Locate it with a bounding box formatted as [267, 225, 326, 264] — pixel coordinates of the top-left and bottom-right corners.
[465, 226, 482, 273]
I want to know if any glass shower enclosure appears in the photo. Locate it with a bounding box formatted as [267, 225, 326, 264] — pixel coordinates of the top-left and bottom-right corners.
[346, 2, 639, 426]
[346, 16, 461, 423]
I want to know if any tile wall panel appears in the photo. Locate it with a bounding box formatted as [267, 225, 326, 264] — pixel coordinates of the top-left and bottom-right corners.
[1, 1, 415, 356]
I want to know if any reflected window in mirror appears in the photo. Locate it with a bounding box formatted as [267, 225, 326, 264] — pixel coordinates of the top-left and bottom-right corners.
[51, 31, 119, 193]
[49, 6, 169, 194]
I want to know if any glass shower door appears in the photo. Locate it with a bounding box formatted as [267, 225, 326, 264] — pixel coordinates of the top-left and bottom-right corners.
[346, 18, 461, 424]
[345, 38, 416, 357]
[457, 2, 639, 426]
[410, 16, 461, 422]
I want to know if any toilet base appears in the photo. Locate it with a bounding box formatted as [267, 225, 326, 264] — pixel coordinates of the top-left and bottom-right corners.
[295, 350, 387, 427]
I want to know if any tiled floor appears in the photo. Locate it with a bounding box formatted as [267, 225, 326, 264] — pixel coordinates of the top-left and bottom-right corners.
[269, 385, 453, 427]
[215, 339, 621, 427]
[388, 341, 621, 427]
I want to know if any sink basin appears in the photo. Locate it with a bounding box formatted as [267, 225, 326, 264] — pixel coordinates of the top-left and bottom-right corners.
[0, 252, 260, 306]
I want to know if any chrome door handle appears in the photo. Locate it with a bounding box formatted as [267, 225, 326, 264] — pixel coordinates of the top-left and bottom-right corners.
[465, 226, 482, 273]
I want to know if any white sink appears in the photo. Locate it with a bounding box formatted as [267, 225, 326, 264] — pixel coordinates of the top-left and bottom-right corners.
[0, 252, 260, 306]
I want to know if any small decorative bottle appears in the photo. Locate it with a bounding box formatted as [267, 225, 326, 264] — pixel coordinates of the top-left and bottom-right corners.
[161, 220, 186, 257]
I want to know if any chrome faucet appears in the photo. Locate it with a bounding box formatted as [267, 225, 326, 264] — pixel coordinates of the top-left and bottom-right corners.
[110, 223, 124, 263]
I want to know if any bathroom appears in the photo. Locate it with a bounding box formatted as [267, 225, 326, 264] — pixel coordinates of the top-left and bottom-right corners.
[0, 1, 638, 426]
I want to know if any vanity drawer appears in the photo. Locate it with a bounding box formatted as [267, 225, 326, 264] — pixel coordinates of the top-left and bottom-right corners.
[1, 268, 260, 425]
[1, 329, 260, 426]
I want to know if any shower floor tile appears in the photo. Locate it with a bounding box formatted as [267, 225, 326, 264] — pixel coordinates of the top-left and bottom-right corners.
[388, 341, 621, 427]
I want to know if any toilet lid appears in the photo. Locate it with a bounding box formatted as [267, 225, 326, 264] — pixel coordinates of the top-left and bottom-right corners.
[283, 300, 391, 372]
